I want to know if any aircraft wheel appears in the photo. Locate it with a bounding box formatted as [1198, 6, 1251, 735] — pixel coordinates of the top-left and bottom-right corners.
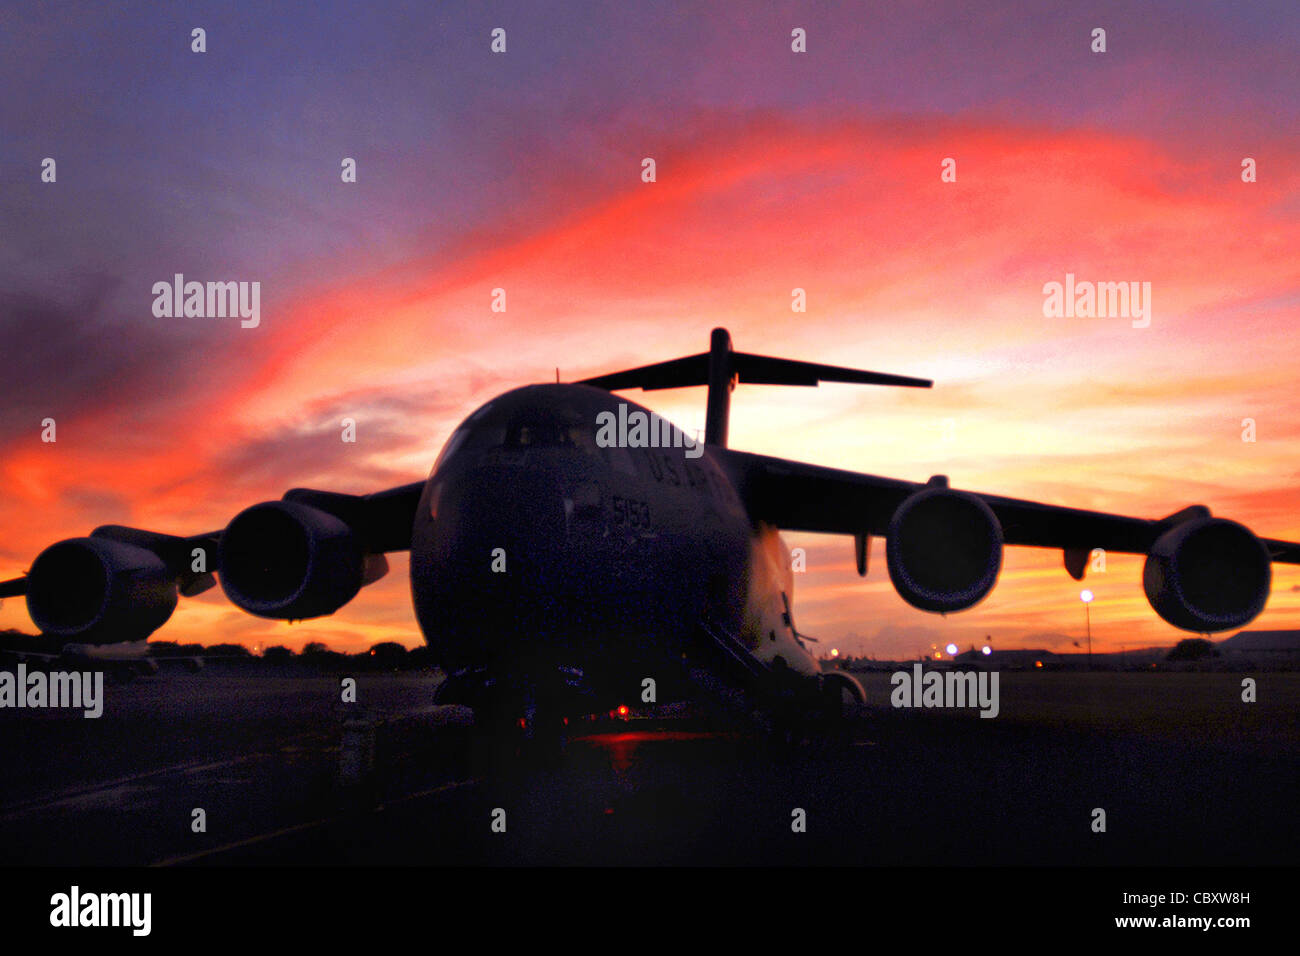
[471, 690, 567, 771]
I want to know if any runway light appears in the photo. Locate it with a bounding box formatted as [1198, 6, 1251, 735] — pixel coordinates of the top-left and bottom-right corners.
[945, 643, 958, 656]
[1080, 589, 1094, 604]
[981, 645, 992, 656]
[1035, 660, 1043, 668]
[830, 648, 839, 658]
[617, 705, 629, 717]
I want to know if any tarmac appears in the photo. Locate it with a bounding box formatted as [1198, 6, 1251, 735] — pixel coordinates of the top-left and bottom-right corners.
[1, 667, 1295, 865]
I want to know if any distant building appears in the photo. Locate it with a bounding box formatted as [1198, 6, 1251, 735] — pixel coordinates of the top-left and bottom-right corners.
[951, 649, 1059, 671]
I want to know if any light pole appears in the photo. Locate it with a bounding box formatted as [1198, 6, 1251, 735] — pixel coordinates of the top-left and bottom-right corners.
[1080, 589, 1094, 669]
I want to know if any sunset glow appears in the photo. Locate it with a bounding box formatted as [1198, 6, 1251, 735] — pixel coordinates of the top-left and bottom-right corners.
[2, 2, 1297, 658]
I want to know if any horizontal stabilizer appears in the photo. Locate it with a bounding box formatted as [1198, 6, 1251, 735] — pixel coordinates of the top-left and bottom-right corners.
[577, 328, 931, 449]
[0, 575, 27, 598]
[578, 350, 932, 391]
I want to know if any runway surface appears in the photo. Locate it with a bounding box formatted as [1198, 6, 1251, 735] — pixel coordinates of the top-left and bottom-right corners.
[2, 668, 1296, 865]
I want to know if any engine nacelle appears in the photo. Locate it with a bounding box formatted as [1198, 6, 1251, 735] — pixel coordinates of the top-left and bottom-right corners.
[25, 537, 177, 643]
[219, 500, 365, 619]
[1143, 517, 1270, 632]
[886, 487, 1003, 613]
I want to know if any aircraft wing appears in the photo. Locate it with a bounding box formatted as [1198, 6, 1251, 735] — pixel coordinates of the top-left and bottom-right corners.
[0, 480, 427, 643]
[273, 482, 428, 554]
[723, 449, 1300, 567]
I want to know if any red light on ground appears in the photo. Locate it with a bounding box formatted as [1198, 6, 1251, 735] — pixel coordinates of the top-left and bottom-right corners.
[617, 705, 629, 717]
[1035, 660, 1043, 668]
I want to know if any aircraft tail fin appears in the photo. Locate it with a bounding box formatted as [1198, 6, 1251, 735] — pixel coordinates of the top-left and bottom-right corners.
[577, 327, 931, 448]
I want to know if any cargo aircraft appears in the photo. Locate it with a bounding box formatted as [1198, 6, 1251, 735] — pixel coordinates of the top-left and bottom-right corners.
[3, 329, 1297, 739]
[0, 633, 212, 680]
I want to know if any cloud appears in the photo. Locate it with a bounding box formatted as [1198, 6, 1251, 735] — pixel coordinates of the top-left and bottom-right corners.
[0, 282, 198, 448]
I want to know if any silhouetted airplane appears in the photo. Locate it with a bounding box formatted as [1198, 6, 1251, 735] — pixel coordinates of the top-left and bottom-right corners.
[0, 638, 205, 680]
[3, 329, 1298, 737]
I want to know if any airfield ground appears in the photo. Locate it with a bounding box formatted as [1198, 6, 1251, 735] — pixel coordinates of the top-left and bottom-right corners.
[1, 669, 1294, 865]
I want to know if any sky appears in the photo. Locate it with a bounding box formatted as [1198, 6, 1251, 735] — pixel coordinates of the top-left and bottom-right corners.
[1, 0, 1298, 658]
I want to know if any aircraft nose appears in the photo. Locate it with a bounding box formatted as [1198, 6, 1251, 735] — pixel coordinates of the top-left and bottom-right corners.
[423, 464, 577, 645]
[413, 461, 625, 668]
[436, 464, 567, 574]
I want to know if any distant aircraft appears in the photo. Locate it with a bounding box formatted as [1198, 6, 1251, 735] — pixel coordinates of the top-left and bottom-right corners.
[3, 328, 1297, 738]
[0, 638, 204, 680]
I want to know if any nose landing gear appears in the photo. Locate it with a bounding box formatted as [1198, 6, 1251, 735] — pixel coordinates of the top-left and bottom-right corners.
[460, 676, 570, 769]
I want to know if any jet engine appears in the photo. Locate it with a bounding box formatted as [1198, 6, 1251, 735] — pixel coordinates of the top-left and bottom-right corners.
[1143, 517, 1270, 632]
[886, 486, 1003, 612]
[218, 500, 367, 619]
[25, 537, 178, 643]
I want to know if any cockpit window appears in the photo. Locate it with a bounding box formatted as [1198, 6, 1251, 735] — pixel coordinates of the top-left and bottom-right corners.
[504, 421, 599, 455]
[435, 396, 637, 474]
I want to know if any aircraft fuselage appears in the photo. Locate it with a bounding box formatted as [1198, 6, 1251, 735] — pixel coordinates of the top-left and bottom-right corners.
[409, 384, 819, 711]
